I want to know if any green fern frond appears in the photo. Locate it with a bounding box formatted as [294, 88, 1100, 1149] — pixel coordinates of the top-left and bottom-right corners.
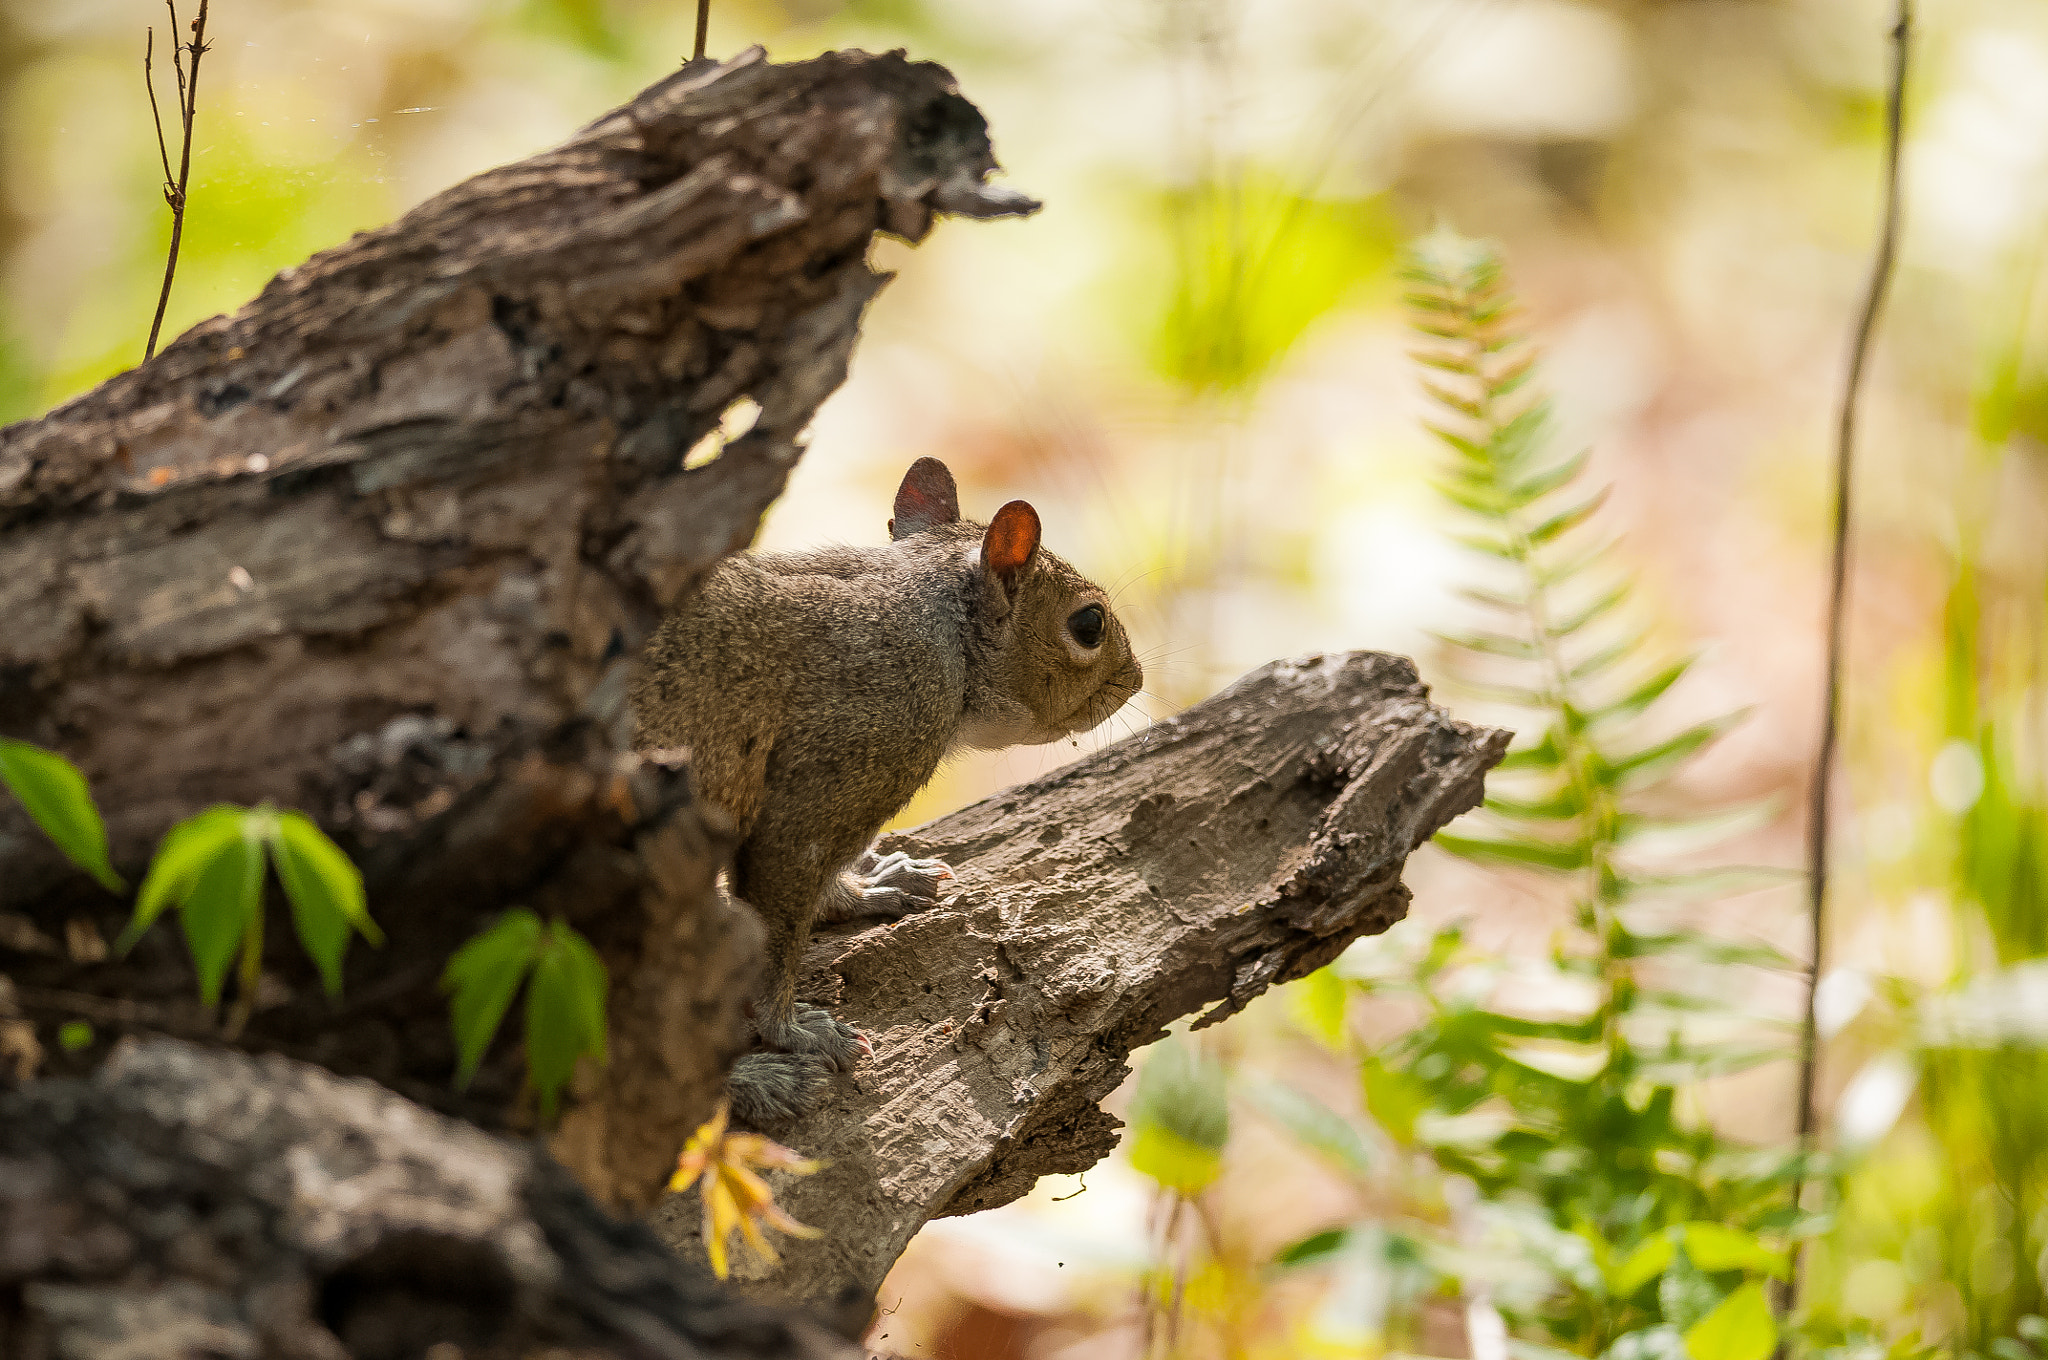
[1404, 230, 1764, 912]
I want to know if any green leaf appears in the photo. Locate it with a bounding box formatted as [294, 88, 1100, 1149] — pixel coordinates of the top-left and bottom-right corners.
[1683, 1282, 1776, 1360]
[1245, 1078, 1373, 1179]
[1586, 657, 1694, 726]
[1612, 1234, 1676, 1295]
[1434, 831, 1588, 873]
[1496, 731, 1564, 772]
[1508, 446, 1588, 501]
[1566, 630, 1647, 685]
[444, 909, 544, 1090]
[1360, 1055, 1432, 1146]
[1605, 714, 1742, 789]
[179, 825, 264, 1007]
[1273, 1227, 1352, 1269]
[1526, 489, 1608, 545]
[0, 739, 123, 893]
[122, 807, 248, 954]
[552, 920, 609, 1064]
[1678, 1223, 1788, 1278]
[525, 923, 609, 1119]
[1290, 966, 1348, 1047]
[269, 811, 381, 998]
[58, 1020, 94, 1052]
[1548, 581, 1630, 639]
[1434, 628, 1541, 660]
[1128, 1037, 1230, 1194]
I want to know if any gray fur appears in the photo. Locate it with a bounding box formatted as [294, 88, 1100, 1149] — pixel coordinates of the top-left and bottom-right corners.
[630, 461, 1142, 1126]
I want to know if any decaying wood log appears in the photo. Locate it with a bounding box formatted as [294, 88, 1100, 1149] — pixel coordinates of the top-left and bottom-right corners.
[0, 47, 1035, 1212]
[0, 1037, 861, 1360]
[653, 652, 1509, 1308]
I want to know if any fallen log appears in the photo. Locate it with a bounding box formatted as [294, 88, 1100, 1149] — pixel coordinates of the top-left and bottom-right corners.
[0, 1037, 861, 1359]
[654, 651, 1508, 1308]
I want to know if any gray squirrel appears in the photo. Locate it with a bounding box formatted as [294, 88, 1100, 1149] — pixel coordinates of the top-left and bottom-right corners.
[630, 457, 1143, 1126]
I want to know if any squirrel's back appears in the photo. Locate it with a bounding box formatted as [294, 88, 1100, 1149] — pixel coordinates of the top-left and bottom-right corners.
[628, 537, 972, 830]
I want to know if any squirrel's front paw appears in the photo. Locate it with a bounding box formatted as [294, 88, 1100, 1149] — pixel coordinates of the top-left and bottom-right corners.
[820, 849, 954, 924]
[727, 1052, 832, 1128]
[762, 1004, 870, 1073]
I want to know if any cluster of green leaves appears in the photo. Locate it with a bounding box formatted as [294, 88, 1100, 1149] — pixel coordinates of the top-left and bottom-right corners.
[1, 739, 378, 1009]
[1256, 232, 1811, 1360]
[444, 909, 609, 1118]
[2, 737, 607, 1118]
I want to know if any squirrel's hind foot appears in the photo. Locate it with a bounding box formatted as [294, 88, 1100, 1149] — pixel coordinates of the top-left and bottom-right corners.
[818, 849, 954, 924]
[761, 1003, 869, 1073]
[727, 1052, 833, 1128]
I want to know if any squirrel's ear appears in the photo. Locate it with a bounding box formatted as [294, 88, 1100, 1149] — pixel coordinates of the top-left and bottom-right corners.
[890, 458, 961, 540]
[982, 500, 1041, 597]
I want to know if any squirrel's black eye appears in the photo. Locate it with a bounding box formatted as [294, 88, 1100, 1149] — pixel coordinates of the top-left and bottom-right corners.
[1067, 603, 1105, 649]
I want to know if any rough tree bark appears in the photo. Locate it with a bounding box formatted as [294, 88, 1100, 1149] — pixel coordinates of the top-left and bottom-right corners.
[0, 47, 1036, 1212]
[654, 652, 1506, 1306]
[0, 1037, 860, 1360]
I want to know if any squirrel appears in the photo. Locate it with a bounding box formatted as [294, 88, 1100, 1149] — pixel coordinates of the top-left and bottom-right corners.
[630, 457, 1143, 1127]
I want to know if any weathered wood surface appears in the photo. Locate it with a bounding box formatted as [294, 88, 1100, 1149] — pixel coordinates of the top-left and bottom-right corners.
[0, 1037, 861, 1360]
[654, 652, 1509, 1308]
[0, 47, 1035, 1212]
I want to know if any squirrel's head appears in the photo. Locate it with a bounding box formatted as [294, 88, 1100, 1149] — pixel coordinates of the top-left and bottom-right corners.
[890, 457, 1143, 749]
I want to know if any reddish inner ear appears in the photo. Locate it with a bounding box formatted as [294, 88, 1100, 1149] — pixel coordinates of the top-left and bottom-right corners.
[984, 500, 1041, 582]
[892, 457, 961, 539]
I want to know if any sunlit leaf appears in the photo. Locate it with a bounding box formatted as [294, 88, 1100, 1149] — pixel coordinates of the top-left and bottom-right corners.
[1434, 831, 1587, 873]
[1612, 1234, 1676, 1295]
[1527, 489, 1608, 546]
[444, 908, 543, 1089]
[0, 739, 123, 893]
[1290, 966, 1348, 1048]
[1434, 628, 1541, 660]
[1273, 1226, 1352, 1269]
[1682, 1282, 1775, 1360]
[1547, 581, 1630, 639]
[122, 806, 247, 953]
[1566, 629, 1648, 686]
[1128, 1036, 1228, 1194]
[269, 811, 381, 997]
[1585, 657, 1694, 726]
[1360, 1055, 1433, 1146]
[179, 826, 264, 1007]
[553, 921, 610, 1065]
[1495, 731, 1564, 772]
[1678, 1223, 1788, 1278]
[527, 925, 607, 1118]
[1604, 714, 1743, 789]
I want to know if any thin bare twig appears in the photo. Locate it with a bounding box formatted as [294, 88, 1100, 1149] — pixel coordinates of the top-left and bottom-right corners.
[144, 0, 211, 361]
[1788, 0, 1912, 1317]
[144, 28, 176, 189]
[694, 0, 710, 61]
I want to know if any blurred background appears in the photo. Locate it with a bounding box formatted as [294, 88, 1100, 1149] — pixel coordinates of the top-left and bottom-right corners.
[2, 0, 2045, 1354]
